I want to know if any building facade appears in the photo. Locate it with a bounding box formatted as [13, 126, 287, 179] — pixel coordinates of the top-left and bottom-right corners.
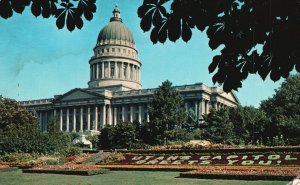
[20, 6, 239, 133]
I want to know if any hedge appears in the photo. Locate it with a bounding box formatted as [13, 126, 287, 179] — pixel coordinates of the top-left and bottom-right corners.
[179, 172, 295, 181]
[22, 169, 109, 176]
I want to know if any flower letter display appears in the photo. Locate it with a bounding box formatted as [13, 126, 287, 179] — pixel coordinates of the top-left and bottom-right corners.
[117, 154, 300, 166]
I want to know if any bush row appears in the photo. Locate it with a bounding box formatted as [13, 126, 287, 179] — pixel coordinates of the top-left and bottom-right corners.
[179, 172, 295, 181]
[22, 169, 109, 176]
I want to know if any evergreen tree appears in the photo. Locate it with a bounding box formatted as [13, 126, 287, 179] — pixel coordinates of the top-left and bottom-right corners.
[148, 80, 187, 145]
[202, 108, 235, 144]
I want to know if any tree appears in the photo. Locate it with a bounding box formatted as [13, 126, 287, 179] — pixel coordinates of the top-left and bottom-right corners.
[148, 80, 187, 145]
[260, 74, 300, 145]
[0, 98, 37, 131]
[229, 106, 269, 145]
[0, 0, 96, 32]
[202, 108, 235, 144]
[113, 122, 139, 149]
[98, 125, 115, 149]
[138, 0, 300, 92]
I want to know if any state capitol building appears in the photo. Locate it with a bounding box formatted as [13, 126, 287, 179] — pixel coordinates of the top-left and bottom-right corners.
[20, 6, 239, 133]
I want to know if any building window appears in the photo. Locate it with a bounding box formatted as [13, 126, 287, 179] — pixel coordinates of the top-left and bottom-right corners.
[130, 65, 133, 80]
[123, 64, 127, 78]
[118, 48, 121, 52]
[128, 50, 130, 54]
[104, 63, 108, 78]
[112, 48, 115, 52]
[123, 49, 126, 53]
[118, 63, 121, 78]
[98, 64, 102, 78]
[102, 49, 104, 53]
[106, 48, 109, 52]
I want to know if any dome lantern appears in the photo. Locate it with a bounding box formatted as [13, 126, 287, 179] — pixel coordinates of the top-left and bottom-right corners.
[111, 5, 122, 22]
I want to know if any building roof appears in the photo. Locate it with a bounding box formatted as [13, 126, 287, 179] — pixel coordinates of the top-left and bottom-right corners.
[97, 6, 135, 44]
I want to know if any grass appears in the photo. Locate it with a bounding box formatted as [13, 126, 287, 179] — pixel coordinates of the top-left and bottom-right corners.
[0, 169, 289, 185]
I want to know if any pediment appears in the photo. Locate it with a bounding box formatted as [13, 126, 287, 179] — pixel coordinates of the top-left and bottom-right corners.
[221, 91, 240, 104]
[55, 89, 103, 102]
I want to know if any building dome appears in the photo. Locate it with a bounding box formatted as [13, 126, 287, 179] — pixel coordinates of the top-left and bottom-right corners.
[88, 5, 142, 91]
[97, 21, 135, 44]
[97, 5, 135, 45]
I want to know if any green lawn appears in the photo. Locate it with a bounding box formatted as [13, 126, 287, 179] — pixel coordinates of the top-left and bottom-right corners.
[0, 170, 289, 185]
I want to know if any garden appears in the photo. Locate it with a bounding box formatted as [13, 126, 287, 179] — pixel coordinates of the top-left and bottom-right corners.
[0, 76, 299, 183]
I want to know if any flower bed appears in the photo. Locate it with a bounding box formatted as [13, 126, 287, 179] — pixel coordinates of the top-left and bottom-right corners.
[179, 168, 300, 181]
[0, 165, 18, 172]
[22, 164, 109, 176]
[116, 146, 300, 155]
[97, 164, 299, 172]
[110, 153, 300, 166]
[0, 162, 32, 169]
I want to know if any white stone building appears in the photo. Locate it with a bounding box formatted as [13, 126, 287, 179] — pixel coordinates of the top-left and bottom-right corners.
[20, 6, 239, 133]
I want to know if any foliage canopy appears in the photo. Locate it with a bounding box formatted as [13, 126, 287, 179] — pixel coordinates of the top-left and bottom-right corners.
[138, 0, 300, 92]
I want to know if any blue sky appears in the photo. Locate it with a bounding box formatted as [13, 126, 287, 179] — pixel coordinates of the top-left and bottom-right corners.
[0, 0, 284, 107]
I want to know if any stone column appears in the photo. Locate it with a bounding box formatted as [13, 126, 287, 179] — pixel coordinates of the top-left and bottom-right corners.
[101, 62, 104, 78]
[96, 63, 99, 79]
[206, 101, 210, 114]
[134, 67, 137, 82]
[130, 105, 134, 122]
[108, 62, 111, 78]
[95, 106, 98, 131]
[121, 62, 124, 79]
[107, 105, 112, 125]
[138, 67, 140, 83]
[73, 108, 76, 132]
[80, 107, 83, 132]
[60, 109, 63, 131]
[45, 111, 48, 132]
[54, 109, 57, 118]
[146, 112, 150, 123]
[138, 105, 142, 123]
[127, 63, 132, 80]
[122, 106, 125, 122]
[195, 101, 198, 120]
[87, 106, 91, 130]
[115, 62, 118, 79]
[66, 108, 69, 132]
[102, 104, 106, 127]
[198, 100, 204, 121]
[114, 107, 117, 125]
[39, 112, 42, 130]
[185, 102, 188, 112]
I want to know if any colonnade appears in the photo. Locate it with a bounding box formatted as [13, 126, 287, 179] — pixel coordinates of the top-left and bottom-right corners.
[184, 99, 227, 121]
[90, 61, 140, 83]
[38, 103, 150, 132]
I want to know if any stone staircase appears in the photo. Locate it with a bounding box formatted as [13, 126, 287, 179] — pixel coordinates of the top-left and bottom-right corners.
[83, 151, 112, 165]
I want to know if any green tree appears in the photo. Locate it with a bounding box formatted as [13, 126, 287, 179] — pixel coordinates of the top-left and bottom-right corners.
[229, 106, 269, 145]
[148, 80, 187, 145]
[0, 98, 37, 130]
[98, 125, 115, 150]
[113, 122, 139, 149]
[260, 74, 300, 145]
[202, 108, 235, 144]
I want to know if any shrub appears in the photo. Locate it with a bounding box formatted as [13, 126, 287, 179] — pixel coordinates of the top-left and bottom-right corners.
[66, 147, 82, 157]
[1, 152, 33, 162]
